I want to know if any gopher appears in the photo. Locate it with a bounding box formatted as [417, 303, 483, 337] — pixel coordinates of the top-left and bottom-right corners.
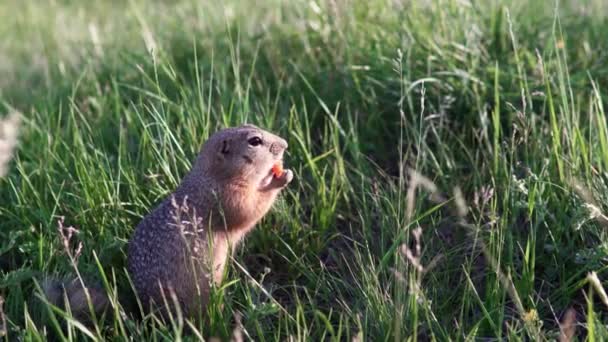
[127, 124, 293, 318]
[43, 124, 293, 321]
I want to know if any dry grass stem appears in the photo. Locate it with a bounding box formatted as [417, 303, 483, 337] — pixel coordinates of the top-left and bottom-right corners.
[231, 312, 245, 342]
[571, 180, 608, 228]
[406, 169, 441, 221]
[587, 272, 608, 310]
[0, 295, 5, 337]
[0, 110, 21, 177]
[57, 216, 83, 265]
[558, 308, 576, 342]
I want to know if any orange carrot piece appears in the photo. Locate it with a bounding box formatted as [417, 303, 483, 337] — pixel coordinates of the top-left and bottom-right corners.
[272, 163, 284, 177]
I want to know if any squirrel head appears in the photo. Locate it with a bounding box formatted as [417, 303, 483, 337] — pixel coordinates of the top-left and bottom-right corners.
[196, 124, 292, 191]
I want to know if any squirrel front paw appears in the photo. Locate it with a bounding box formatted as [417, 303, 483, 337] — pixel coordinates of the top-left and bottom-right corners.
[270, 169, 293, 189]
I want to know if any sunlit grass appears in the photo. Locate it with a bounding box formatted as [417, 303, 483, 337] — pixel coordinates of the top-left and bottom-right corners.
[2, 0, 608, 340]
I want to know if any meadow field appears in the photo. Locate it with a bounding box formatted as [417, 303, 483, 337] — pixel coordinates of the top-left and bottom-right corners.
[1, 0, 608, 340]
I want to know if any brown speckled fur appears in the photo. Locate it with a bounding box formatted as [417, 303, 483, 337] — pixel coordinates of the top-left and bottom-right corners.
[127, 124, 293, 318]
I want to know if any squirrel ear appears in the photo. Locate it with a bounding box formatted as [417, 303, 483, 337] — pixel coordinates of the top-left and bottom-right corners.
[220, 139, 230, 155]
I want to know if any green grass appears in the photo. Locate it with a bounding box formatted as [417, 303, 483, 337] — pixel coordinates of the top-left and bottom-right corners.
[2, 0, 608, 339]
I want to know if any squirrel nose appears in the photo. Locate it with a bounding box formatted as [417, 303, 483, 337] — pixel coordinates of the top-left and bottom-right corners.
[270, 139, 287, 155]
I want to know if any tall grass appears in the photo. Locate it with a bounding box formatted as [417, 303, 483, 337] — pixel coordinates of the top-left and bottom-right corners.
[2, 0, 608, 340]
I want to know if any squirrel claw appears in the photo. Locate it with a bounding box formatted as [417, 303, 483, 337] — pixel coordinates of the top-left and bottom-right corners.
[269, 169, 293, 189]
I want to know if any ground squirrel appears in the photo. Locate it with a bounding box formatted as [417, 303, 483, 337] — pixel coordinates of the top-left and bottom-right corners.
[127, 124, 293, 318]
[43, 124, 293, 322]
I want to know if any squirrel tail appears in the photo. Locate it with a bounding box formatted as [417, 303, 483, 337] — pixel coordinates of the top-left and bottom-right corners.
[40, 277, 110, 322]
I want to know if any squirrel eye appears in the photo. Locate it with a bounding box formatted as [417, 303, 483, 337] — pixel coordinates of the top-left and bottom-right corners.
[221, 140, 230, 154]
[248, 137, 263, 146]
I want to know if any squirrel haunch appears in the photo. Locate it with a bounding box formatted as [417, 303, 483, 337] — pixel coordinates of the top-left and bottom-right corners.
[127, 124, 293, 318]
